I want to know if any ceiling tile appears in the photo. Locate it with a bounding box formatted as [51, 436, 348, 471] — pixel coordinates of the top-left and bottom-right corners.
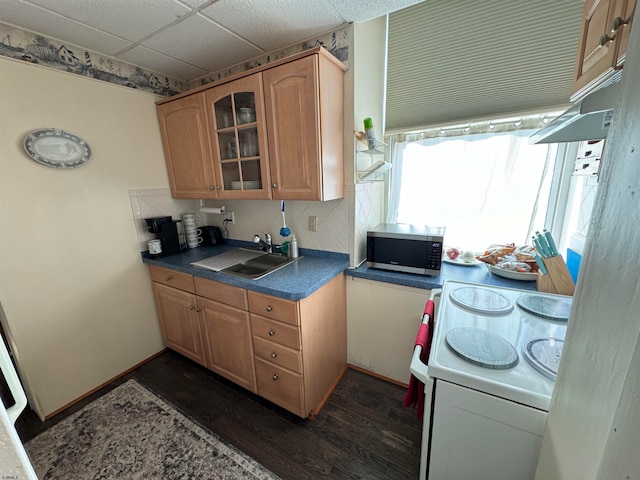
[118, 45, 208, 81]
[0, 0, 130, 54]
[142, 13, 263, 73]
[322, 0, 425, 22]
[199, 0, 344, 51]
[25, 0, 192, 42]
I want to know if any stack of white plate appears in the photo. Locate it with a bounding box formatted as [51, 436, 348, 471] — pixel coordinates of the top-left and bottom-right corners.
[230, 181, 262, 190]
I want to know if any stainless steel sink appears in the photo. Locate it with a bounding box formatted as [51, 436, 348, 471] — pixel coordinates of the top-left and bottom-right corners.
[221, 253, 299, 279]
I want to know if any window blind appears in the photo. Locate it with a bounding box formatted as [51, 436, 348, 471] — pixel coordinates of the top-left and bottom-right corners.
[386, 0, 585, 133]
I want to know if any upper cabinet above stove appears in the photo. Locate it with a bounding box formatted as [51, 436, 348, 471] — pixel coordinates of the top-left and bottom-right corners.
[571, 0, 636, 101]
[156, 47, 346, 202]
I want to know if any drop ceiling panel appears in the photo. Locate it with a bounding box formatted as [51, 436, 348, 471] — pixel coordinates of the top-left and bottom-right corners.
[142, 13, 263, 72]
[199, 0, 344, 51]
[118, 45, 208, 81]
[323, 0, 427, 22]
[0, 0, 130, 54]
[25, 0, 192, 42]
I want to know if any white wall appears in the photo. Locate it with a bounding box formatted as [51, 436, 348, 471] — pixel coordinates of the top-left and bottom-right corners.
[535, 7, 640, 478]
[350, 17, 389, 267]
[0, 58, 168, 419]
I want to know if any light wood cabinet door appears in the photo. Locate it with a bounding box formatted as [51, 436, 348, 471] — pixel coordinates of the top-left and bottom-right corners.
[204, 73, 271, 200]
[198, 296, 257, 393]
[263, 53, 345, 201]
[615, 0, 636, 67]
[571, 0, 628, 99]
[156, 93, 218, 199]
[152, 283, 205, 366]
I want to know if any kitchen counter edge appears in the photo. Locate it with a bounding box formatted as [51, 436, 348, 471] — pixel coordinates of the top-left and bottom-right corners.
[142, 243, 350, 301]
[344, 262, 538, 291]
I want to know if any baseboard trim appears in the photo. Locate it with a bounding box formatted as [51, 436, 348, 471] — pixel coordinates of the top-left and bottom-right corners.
[44, 349, 167, 420]
[346, 363, 409, 389]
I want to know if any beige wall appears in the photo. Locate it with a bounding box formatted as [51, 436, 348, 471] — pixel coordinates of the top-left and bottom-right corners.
[0, 58, 166, 419]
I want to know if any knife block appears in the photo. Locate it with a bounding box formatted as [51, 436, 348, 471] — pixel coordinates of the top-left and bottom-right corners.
[536, 256, 575, 296]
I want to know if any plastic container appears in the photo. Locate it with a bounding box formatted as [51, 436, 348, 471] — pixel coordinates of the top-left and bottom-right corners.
[364, 117, 376, 150]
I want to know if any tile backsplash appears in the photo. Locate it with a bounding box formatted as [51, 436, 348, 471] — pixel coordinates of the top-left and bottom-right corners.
[129, 184, 386, 267]
[128, 189, 206, 251]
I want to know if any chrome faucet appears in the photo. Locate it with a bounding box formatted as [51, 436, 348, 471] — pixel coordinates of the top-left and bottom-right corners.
[253, 232, 272, 253]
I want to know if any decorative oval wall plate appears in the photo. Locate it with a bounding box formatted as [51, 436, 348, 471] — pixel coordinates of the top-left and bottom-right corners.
[23, 129, 91, 168]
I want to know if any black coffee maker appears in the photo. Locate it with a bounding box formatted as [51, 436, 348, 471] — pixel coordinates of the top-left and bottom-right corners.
[145, 216, 182, 257]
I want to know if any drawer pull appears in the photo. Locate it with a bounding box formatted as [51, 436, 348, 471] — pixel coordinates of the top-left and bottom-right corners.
[268, 329, 275, 336]
[266, 306, 273, 312]
[271, 352, 277, 359]
[165, 276, 173, 281]
[272, 374, 279, 381]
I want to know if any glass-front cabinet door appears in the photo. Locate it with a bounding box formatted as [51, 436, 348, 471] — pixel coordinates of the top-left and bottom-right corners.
[205, 74, 271, 199]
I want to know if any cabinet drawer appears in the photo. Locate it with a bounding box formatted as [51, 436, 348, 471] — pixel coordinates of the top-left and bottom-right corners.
[253, 336, 302, 373]
[251, 315, 300, 350]
[248, 291, 298, 325]
[255, 358, 304, 417]
[194, 276, 247, 309]
[149, 265, 195, 293]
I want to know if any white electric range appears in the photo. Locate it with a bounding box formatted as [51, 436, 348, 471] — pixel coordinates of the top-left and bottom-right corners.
[410, 280, 571, 480]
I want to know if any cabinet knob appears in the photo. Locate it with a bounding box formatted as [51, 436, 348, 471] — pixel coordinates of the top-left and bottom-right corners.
[209, 185, 215, 190]
[271, 183, 277, 189]
[266, 306, 273, 312]
[272, 374, 279, 381]
[196, 307, 202, 312]
[268, 329, 275, 336]
[189, 305, 195, 310]
[165, 276, 173, 281]
[271, 352, 278, 359]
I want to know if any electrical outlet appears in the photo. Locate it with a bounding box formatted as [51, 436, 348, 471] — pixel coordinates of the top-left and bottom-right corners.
[309, 215, 318, 232]
[224, 212, 235, 224]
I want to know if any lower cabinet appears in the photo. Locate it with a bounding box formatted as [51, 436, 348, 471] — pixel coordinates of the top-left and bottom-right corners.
[152, 280, 206, 366]
[148, 265, 346, 418]
[198, 296, 256, 393]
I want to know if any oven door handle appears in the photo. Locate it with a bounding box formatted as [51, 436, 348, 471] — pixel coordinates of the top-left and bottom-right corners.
[409, 289, 441, 383]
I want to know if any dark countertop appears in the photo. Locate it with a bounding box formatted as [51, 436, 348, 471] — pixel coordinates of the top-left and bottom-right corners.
[345, 261, 538, 291]
[142, 242, 350, 301]
[143, 241, 537, 301]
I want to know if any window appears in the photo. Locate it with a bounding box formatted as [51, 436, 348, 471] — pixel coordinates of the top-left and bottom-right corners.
[387, 131, 558, 253]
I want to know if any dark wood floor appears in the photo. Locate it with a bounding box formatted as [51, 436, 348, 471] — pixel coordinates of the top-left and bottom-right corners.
[16, 350, 422, 479]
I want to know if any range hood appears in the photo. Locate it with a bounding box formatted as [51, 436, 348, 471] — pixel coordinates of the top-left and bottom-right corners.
[530, 81, 621, 144]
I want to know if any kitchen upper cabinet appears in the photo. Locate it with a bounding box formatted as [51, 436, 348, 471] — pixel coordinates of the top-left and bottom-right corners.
[263, 52, 345, 201]
[156, 93, 218, 199]
[152, 282, 206, 366]
[155, 47, 345, 201]
[615, 0, 637, 67]
[571, 0, 635, 100]
[204, 74, 272, 199]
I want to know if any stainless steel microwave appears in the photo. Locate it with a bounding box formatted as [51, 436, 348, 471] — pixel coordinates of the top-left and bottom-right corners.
[366, 223, 445, 276]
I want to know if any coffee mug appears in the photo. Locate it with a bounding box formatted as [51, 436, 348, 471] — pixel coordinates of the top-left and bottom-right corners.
[147, 239, 162, 254]
[186, 229, 202, 238]
[183, 221, 201, 230]
[187, 237, 203, 248]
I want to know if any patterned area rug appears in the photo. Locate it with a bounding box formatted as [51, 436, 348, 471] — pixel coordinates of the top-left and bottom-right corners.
[25, 379, 281, 480]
